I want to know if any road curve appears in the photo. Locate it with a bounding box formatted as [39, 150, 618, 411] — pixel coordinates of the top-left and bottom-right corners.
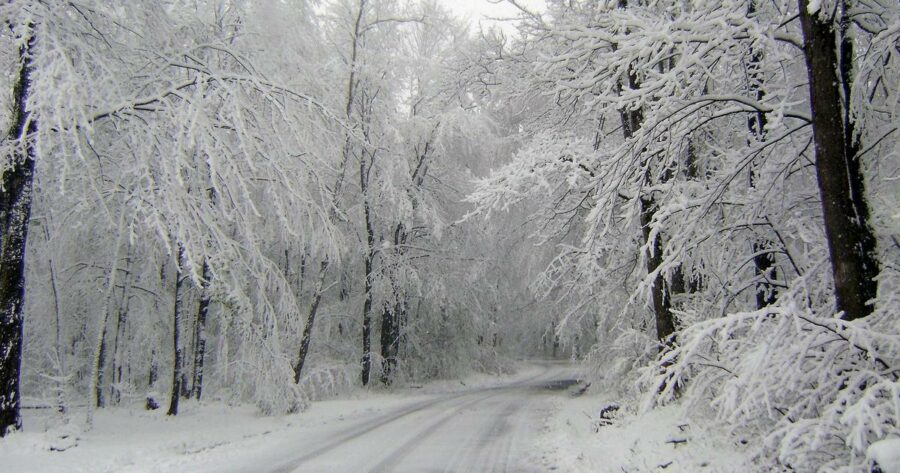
[269, 362, 579, 473]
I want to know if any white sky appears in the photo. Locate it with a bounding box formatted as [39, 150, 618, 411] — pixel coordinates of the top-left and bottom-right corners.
[441, 0, 545, 33]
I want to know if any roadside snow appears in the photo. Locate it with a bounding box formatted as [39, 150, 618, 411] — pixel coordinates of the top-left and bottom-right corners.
[2, 398, 423, 473]
[538, 384, 751, 472]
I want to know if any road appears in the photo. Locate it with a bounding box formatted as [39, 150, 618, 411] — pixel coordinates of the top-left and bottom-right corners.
[267, 363, 580, 473]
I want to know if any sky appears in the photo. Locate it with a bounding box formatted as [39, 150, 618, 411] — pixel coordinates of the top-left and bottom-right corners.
[442, 0, 546, 33]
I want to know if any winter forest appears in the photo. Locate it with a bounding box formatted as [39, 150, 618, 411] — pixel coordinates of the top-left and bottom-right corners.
[0, 0, 898, 471]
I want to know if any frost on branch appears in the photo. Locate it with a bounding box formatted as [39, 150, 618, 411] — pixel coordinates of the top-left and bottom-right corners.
[641, 270, 900, 471]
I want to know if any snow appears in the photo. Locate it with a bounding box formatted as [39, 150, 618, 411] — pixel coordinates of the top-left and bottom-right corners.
[869, 438, 900, 473]
[1, 362, 566, 473]
[4, 361, 895, 473]
[3, 394, 460, 472]
[538, 384, 750, 472]
[806, 0, 822, 14]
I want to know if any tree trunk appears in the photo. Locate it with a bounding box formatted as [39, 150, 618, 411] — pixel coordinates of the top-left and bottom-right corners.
[798, 0, 879, 321]
[380, 223, 407, 385]
[297, 247, 307, 295]
[289, 0, 359, 378]
[613, 20, 677, 343]
[95, 328, 108, 408]
[293, 260, 328, 383]
[0, 26, 36, 438]
[42, 213, 68, 414]
[640, 197, 675, 344]
[361, 200, 374, 386]
[191, 261, 211, 400]
[620, 88, 676, 345]
[47, 251, 67, 414]
[291, 86, 353, 384]
[167, 247, 186, 416]
[344, 0, 374, 387]
[380, 302, 399, 385]
[87, 215, 128, 427]
[148, 349, 158, 387]
[110, 248, 133, 405]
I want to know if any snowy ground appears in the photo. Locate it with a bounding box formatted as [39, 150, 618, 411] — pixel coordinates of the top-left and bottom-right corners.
[2, 362, 582, 472]
[7, 363, 897, 472]
[541, 380, 900, 473]
[538, 380, 752, 473]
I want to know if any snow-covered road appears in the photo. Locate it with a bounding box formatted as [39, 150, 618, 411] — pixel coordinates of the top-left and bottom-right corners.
[4, 362, 580, 473]
[266, 363, 578, 473]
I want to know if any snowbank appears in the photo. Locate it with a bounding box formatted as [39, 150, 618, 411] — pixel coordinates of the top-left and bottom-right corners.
[538, 387, 751, 472]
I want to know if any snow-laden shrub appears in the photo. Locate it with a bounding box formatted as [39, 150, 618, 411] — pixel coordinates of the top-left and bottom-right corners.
[642, 275, 900, 472]
[297, 363, 356, 402]
[239, 347, 305, 416]
[585, 323, 657, 396]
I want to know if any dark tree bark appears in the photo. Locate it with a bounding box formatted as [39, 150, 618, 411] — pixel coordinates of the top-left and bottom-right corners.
[95, 325, 108, 408]
[798, 0, 879, 321]
[292, 101, 352, 384]
[289, 0, 359, 378]
[110, 250, 133, 405]
[297, 247, 307, 294]
[612, 8, 677, 344]
[167, 248, 186, 416]
[752, 243, 778, 308]
[360, 194, 374, 386]
[357, 82, 378, 389]
[621, 91, 676, 345]
[380, 223, 408, 385]
[342, 0, 375, 387]
[0, 26, 36, 438]
[148, 349, 158, 387]
[180, 371, 190, 399]
[379, 300, 401, 385]
[639, 198, 676, 344]
[378, 121, 435, 385]
[748, 106, 778, 309]
[293, 260, 328, 383]
[357, 96, 376, 389]
[190, 260, 211, 400]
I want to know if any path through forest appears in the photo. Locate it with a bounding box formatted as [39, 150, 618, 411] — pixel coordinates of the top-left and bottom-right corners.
[267, 362, 578, 473]
[2, 362, 582, 473]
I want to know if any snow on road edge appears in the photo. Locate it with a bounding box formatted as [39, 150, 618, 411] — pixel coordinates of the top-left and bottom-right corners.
[537, 383, 752, 473]
[0, 362, 556, 473]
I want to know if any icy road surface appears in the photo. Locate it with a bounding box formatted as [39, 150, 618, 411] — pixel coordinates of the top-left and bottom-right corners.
[265, 363, 579, 473]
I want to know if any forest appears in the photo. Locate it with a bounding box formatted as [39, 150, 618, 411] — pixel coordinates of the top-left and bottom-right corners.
[1, 0, 898, 471]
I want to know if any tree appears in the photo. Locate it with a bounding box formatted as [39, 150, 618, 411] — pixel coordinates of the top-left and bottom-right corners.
[165, 246, 188, 415]
[1, 0, 349, 424]
[376, 0, 470, 384]
[467, 0, 898, 468]
[0, 19, 36, 438]
[798, 0, 879, 321]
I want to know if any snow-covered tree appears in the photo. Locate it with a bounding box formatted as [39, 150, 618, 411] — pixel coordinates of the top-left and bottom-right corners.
[467, 0, 899, 469]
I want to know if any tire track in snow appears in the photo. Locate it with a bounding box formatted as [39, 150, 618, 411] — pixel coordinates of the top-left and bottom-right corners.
[449, 398, 522, 473]
[269, 390, 474, 473]
[271, 365, 555, 473]
[366, 389, 507, 473]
